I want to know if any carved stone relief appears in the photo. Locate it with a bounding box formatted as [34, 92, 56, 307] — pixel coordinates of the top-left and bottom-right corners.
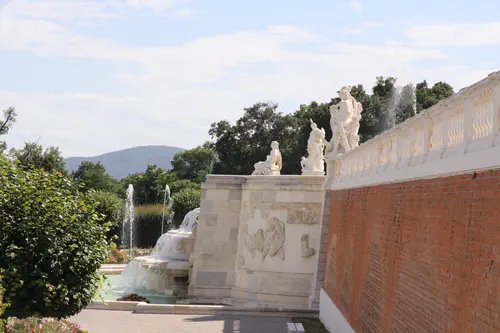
[241, 218, 285, 261]
[300, 234, 315, 258]
[237, 254, 245, 269]
[241, 201, 321, 225]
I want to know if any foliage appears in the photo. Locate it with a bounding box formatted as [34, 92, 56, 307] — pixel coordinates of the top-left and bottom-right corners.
[120, 165, 177, 205]
[168, 179, 200, 194]
[416, 80, 454, 112]
[0, 271, 7, 332]
[0, 107, 17, 153]
[210, 102, 298, 175]
[10, 142, 66, 174]
[6, 317, 87, 333]
[85, 190, 123, 242]
[72, 161, 120, 193]
[171, 142, 217, 183]
[104, 243, 152, 264]
[105, 242, 127, 264]
[134, 204, 165, 217]
[0, 157, 110, 319]
[209, 76, 455, 175]
[171, 187, 201, 226]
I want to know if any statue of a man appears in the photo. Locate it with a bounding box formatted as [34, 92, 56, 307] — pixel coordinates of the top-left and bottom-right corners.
[301, 119, 326, 175]
[252, 141, 282, 176]
[327, 86, 363, 156]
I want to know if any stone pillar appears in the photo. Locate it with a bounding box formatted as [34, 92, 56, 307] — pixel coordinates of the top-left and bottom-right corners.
[188, 175, 246, 301]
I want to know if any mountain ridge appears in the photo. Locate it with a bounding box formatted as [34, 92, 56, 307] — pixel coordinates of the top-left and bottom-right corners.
[65, 145, 185, 179]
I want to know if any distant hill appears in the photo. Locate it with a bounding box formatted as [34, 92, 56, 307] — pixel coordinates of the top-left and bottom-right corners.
[65, 145, 185, 180]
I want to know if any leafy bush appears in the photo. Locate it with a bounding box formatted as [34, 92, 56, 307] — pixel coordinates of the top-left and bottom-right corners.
[172, 187, 201, 226]
[7, 317, 87, 333]
[85, 190, 124, 242]
[0, 271, 7, 332]
[104, 243, 153, 264]
[169, 180, 200, 194]
[0, 157, 110, 319]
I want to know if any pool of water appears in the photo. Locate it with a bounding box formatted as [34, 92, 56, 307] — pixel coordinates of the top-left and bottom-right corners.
[96, 274, 177, 304]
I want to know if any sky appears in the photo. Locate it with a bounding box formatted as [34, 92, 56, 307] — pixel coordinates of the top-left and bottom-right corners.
[1, 0, 499, 157]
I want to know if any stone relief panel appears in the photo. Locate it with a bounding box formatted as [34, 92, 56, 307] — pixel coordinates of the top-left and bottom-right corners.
[241, 218, 285, 261]
[300, 234, 316, 258]
[241, 201, 321, 225]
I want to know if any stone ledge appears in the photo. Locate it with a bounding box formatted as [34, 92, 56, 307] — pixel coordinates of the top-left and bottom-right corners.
[87, 301, 319, 316]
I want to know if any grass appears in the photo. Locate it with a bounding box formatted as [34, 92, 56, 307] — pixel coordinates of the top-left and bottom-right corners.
[290, 317, 328, 333]
[134, 204, 167, 216]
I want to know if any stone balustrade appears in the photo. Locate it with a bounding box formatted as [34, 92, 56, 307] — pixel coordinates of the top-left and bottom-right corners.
[326, 71, 500, 190]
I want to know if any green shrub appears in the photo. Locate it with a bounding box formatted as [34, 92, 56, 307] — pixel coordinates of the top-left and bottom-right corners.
[172, 187, 201, 226]
[169, 180, 200, 194]
[0, 157, 110, 319]
[0, 271, 7, 332]
[86, 190, 124, 242]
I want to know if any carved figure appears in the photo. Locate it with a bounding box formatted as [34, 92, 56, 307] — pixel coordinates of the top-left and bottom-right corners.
[301, 119, 326, 175]
[327, 86, 363, 156]
[252, 141, 282, 176]
[241, 218, 285, 260]
[263, 218, 285, 260]
[300, 234, 315, 258]
[242, 223, 265, 258]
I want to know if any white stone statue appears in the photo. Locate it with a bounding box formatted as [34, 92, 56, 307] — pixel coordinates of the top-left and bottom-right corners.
[301, 119, 326, 175]
[252, 141, 282, 176]
[326, 86, 363, 156]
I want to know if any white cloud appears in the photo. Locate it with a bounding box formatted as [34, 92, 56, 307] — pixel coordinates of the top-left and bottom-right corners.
[405, 22, 500, 46]
[0, 0, 192, 24]
[345, 21, 383, 34]
[0, 2, 494, 157]
[174, 7, 193, 18]
[349, 1, 362, 10]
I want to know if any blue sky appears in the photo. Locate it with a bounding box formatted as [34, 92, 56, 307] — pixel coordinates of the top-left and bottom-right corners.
[1, 0, 499, 157]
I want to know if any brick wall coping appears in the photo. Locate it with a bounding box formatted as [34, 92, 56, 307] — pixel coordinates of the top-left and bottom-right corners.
[326, 71, 500, 190]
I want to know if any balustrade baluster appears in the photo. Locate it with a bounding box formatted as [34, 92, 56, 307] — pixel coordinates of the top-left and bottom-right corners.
[491, 85, 500, 147]
[463, 98, 472, 153]
[440, 111, 449, 158]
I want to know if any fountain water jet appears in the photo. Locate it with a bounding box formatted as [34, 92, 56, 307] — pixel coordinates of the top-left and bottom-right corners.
[121, 184, 135, 253]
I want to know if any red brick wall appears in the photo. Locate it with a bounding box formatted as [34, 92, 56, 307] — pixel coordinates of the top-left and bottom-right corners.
[324, 170, 500, 333]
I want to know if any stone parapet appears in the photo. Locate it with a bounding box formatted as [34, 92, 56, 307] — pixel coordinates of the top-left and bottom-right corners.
[325, 71, 500, 190]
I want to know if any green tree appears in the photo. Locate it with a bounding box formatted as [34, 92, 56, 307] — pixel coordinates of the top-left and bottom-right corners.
[86, 190, 124, 242]
[120, 165, 178, 204]
[10, 142, 66, 174]
[288, 101, 332, 174]
[0, 156, 110, 319]
[210, 102, 298, 175]
[0, 107, 17, 153]
[72, 161, 119, 193]
[171, 142, 217, 183]
[171, 187, 201, 226]
[416, 80, 454, 112]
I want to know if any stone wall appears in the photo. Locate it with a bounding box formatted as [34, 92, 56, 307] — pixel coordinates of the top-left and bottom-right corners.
[189, 176, 245, 300]
[189, 175, 325, 308]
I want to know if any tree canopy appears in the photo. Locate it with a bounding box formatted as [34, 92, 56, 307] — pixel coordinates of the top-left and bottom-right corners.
[72, 161, 120, 193]
[0, 107, 17, 153]
[171, 142, 217, 183]
[209, 76, 455, 175]
[10, 142, 66, 174]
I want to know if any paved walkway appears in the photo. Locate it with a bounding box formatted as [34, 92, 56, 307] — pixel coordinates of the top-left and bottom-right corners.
[72, 309, 290, 333]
